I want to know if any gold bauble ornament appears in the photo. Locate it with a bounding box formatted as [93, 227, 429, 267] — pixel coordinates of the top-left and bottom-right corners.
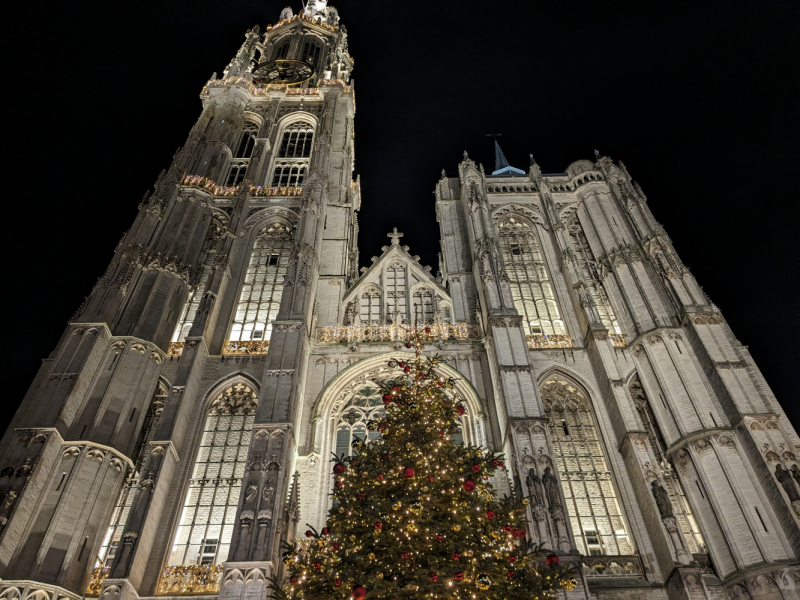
[463, 549, 473, 557]
[392, 502, 401, 510]
[350, 535, 357, 541]
[422, 486, 429, 492]
[368, 553, 375, 560]
[452, 524, 461, 532]
[522, 498, 530, 505]
[377, 573, 384, 579]
[475, 573, 492, 590]
[338, 507, 345, 513]
[410, 501, 423, 514]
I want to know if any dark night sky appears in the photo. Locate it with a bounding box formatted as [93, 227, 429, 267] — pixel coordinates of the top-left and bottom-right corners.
[2, 1, 798, 434]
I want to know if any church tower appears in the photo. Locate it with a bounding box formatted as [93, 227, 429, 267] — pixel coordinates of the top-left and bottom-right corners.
[0, 3, 797, 600]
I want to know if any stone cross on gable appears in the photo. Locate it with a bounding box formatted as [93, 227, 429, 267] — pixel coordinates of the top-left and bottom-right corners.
[387, 228, 404, 245]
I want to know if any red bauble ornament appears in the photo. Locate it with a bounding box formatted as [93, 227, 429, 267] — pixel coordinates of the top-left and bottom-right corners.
[313, 562, 322, 569]
[332, 543, 340, 550]
[382, 394, 392, 404]
[322, 527, 330, 535]
[507, 570, 515, 578]
[359, 492, 367, 500]
[377, 473, 384, 480]
[402, 467, 415, 478]
[492, 459, 499, 466]
[462, 480, 476, 492]
[483, 475, 489, 480]
[352, 585, 367, 600]
[404, 366, 411, 373]
[486, 510, 496, 519]
[425, 327, 431, 333]
[499, 461, 505, 468]
[504, 525, 512, 532]
[392, 385, 401, 393]
[399, 361, 406, 368]
[405, 342, 412, 348]
[289, 576, 298, 585]
[419, 372, 425, 379]
[436, 381, 443, 387]
[305, 530, 313, 538]
[546, 554, 559, 567]
[452, 552, 461, 560]
[455, 572, 464, 582]
[435, 534, 444, 542]
[513, 528, 526, 538]
[385, 454, 392, 460]
[430, 574, 438, 582]
[427, 475, 434, 481]
[374, 521, 382, 530]
[335, 480, 343, 489]
[457, 405, 466, 415]
[334, 579, 342, 587]
[509, 555, 518, 563]
[471, 464, 481, 473]
[402, 552, 411, 560]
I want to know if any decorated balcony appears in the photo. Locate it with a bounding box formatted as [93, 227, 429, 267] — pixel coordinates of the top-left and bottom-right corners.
[581, 555, 643, 579]
[180, 174, 240, 197]
[316, 323, 480, 344]
[527, 334, 573, 349]
[251, 185, 304, 197]
[222, 340, 270, 355]
[156, 564, 223, 595]
[168, 342, 185, 356]
[608, 333, 627, 347]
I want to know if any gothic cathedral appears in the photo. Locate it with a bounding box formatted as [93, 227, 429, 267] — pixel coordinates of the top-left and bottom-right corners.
[0, 3, 797, 600]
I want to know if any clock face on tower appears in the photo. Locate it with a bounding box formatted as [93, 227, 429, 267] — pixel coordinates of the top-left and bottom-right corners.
[253, 59, 314, 86]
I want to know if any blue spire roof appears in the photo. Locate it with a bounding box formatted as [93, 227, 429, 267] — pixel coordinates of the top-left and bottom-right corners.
[491, 141, 526, 176]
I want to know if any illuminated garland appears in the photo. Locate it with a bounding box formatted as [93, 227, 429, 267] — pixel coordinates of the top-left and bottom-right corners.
[181, 174, 239, 197]
[266, 11, 340, 33]
[252, 185, 304, 197]
[274, 329, 575, 599]
[317, 323, 479, 344]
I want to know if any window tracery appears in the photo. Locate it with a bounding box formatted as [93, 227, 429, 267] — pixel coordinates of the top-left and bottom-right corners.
[228, 223, 294, 347]
[359, 286, 382, 325]
[385, 263, 407, 324]
[270, 121, 314, 187]
[567, 216, 621, 334]
[167, 383, 257, 567]
[630, 376, 706, 553]
[171, 251, 217, 345]
[235, 122, 259, 158]
[541, 376, 633, 556]
[411, 286, 435, 324]
[497, 217, 566, 340]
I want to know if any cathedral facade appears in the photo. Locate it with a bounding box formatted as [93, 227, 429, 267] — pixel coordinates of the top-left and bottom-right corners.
[0, 3, 798, 600]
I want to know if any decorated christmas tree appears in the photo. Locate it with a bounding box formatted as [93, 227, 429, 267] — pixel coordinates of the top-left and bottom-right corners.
[276, 330, 575, 599]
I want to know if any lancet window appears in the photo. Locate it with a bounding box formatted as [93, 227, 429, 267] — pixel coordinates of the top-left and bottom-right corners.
[225, 161, 248, 187]
[359, 286, 382, 325]
[93, 384, 167, 573]
[411, 286, 435, 324]
[171, 250, 217, 345]
[385, 263, 407, 324]
[275, 40, 290, 60]
[567, 216, 622, 334]
[166, 384, 257, 568]
[630, 376, 706, 553]
[228, 223, 294, 350]
[270, 121, 315, 187]
[301, 39, 321, 70]
[497, 217, 567, 342]
[541, 376, 633, 556]
[235, 122, 259, 158]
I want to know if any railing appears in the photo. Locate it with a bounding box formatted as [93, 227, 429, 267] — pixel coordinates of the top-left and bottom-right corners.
[316, 323, 480, 344]
[581, 555, 643, 578]
[608, 333, 627, 347]
[168, 342, 185, 356]
[85, 566, 110, 596]
[181, 174, 240, 197]
[223, 340, 270, 355]
[203, 75, 351, 98]
[251, 185, 304, 197]
[156, 564, 223, 595]
[527, 334, 573, 349]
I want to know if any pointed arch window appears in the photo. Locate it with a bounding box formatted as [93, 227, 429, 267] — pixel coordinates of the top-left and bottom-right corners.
[385, 263, 407, 324]
[165, 384, 257, 571]
[235, 122, 259, 158]
[270, 121, 314, 187]
[359, 286, 382, 325]
[497, 217, 568, 346]
[301, 39, 321, 70]
[541, 377, 633, 556]
[567, 216, 622, 334]
[411, 286, 435, 324]
[630, 376, 706, 553]
[275, 40, 290, 60]
[227, 223, 294, 354]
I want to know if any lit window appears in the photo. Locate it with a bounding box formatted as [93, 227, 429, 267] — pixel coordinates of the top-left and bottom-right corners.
[359, 286, 382, 325]
[411, 287, 435, 324]
[542, 376, 634, 557]
[497, 217, 567, 339]
[167, 383, 257, 567]
[228, 223, 294, 344]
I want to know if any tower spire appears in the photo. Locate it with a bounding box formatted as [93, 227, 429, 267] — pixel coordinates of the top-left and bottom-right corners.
[494, 140, 510, 173]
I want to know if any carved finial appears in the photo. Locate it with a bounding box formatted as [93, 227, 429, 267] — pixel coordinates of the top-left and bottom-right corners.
[594, 149, 600, 161]
[387, 227, 404, 245]
[441, 169, 447, 179]
[463, 150, 469, 161]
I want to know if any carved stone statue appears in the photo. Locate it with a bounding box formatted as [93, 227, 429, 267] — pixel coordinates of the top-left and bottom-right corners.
[651, 480, 674, 519]
[775, 464, 800, 501]
[791, 464, 800, 488]
[541, 467, 561, 508]
[526, 467, 544, 506]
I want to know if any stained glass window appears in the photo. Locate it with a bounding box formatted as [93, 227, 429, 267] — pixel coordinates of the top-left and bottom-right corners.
[542, 377, 634, 556]
[497, 217, 567, 340]
[167, 383, 257, 566]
